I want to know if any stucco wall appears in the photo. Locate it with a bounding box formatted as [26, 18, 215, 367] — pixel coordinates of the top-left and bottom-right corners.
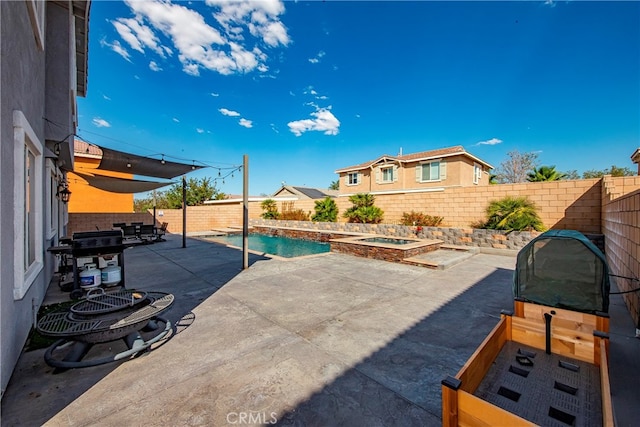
[1, 1, 63, 398]
[68, 156, 134, 213]
[602, 176, 640, 328]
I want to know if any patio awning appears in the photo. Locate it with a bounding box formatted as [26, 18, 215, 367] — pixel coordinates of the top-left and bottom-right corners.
[73, 171, 175, 194]
[96, 145, 204, 179]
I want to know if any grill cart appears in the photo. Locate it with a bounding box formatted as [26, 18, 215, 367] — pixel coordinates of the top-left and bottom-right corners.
[442, 230, 613, 426]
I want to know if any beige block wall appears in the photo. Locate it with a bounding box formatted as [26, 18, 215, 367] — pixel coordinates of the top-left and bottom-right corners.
[602, 176, 640, 328]
[145, 178, 607, 234]
[68, 212, 155, 235]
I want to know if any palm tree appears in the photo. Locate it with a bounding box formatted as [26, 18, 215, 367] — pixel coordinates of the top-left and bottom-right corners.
[527, 165, 566, 182]
[484, 196, 546, 232]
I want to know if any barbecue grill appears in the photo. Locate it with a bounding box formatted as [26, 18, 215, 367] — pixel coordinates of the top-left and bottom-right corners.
[37, 289, 174, 369]
[70, 231, 126, 299]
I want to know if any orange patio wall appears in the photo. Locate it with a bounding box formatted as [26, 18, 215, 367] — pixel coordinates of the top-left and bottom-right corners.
[68, 156, 134, 213]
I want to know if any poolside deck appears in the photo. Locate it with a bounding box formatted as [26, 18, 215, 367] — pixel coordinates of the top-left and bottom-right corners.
[2, 233, 638, 426]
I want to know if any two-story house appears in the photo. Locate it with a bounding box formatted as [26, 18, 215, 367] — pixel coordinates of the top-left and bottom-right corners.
[335, 146, 493, 195]
[1, 0, 90, 397]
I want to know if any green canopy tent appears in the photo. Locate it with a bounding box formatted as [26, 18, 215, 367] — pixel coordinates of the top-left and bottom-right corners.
[514, 229, 611, 314]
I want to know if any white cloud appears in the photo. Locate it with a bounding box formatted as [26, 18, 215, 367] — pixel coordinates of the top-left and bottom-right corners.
[308, 50, 325, 63]
[210, 92, 220, 97]
[196, 128, 205, 134]
[219, 108, 240, 117]
[475, 138, 503, 146]
[149, 61, 162, 71]
[172, 117, 180, 123]
[100, 38, 131, 62]
[117, 0, 290, 76]
[239, 118, 253, 128]
[288, 107, 340, 137]
[92, 118, 111, 128]
[103, 94, 111, 101]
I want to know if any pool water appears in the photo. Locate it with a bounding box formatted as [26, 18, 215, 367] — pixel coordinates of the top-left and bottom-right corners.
[213, 233, 330, 258]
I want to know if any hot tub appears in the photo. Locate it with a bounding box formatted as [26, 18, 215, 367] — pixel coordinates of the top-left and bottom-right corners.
[330, 235, 442, 263]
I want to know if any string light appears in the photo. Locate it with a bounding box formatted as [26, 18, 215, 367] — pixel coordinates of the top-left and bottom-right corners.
[161, 155, 165, 165]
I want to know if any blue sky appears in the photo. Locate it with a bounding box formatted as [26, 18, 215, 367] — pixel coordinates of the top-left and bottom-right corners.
[77, 0, 640, 197]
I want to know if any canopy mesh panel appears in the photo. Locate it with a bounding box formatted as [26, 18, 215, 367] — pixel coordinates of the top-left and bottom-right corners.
[514, 230, 610, 314]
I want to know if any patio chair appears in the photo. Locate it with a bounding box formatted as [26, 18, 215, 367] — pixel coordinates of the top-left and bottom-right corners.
[139, 224, 156, 243]
[154, 222, 168, 241]
[121, 225, 138, 244]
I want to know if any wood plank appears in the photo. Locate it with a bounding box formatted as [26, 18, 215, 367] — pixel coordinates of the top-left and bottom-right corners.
[599, 338, 615, 427]
[511, 315, 596, 363]
[457, 391, 535, 427]
[456, 317, 507, 393]
[441, 382, 459, 427]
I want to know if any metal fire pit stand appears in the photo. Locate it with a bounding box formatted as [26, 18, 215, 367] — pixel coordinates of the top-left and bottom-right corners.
[38, 291, 174, 370]
[43, 317, 171, 369]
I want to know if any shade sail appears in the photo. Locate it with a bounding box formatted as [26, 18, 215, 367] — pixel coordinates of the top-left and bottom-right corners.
[73, 171, 175, 194]
[97, 146, 203, 179]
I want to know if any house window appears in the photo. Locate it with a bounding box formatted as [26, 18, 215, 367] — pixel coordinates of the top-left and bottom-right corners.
[380, 166, 394, 183]
[13, 111, 44, 300]
[46, 159, 59, 239]
[419, 161, 441, 182]
[347, 172, 360, 185]
[473, 163, 482, 185]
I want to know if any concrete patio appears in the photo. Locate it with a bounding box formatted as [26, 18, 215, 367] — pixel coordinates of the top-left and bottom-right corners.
[1, 233, 639, 426]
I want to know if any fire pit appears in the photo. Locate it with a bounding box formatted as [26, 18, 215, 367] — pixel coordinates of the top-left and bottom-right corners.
[37, 289, 174, 369]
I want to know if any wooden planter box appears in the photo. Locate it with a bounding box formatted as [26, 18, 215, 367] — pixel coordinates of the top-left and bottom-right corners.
[442, 300, 613, 426]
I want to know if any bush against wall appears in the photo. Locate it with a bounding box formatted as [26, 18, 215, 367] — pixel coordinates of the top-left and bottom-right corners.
[280, 209, 310, 221]
[261, 199, 280, 219]
[480, 196, 546, 232]
[312, 197, 338, 222]
[400, 211, 443, 227]
[343, 193, 384, 224]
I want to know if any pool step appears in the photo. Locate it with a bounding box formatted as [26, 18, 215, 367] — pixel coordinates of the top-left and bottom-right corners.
[403, 245, 480, 270]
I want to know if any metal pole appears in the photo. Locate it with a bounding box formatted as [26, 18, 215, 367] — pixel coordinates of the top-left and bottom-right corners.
[152, 189, 157, 226]
[182, 175, 186, 248]
[243, 155, 249, 269]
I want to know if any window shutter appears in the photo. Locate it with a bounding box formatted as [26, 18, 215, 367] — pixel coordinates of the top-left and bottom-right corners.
[440, 161, 447, 180]
[345, 174, 349, 185]
[358, 172, 362, 184]
[416, 165, 422, 182]
[375, 167, 380, 184]
[393, 165, 398, 182]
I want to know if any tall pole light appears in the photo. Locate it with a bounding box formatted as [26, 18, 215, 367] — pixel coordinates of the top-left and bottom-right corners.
[243, 154, 249, 269]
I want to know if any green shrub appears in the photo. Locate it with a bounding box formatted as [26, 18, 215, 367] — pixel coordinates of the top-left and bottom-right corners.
[481, 196, 546, 232]
[260, 199, 279, 219]
[343, 193, 384, 224]
[312, 197, 338, 222]
[400, 211, 443, 227]
[280, 209, 310, 221]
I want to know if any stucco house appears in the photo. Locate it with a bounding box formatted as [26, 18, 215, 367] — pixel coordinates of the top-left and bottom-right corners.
[334, 146, 493, 195]
[68, 139, 134, 213]
[631, 148, 640, 175]
[1, 0, 90, 397]
[272, 184, 338, 200]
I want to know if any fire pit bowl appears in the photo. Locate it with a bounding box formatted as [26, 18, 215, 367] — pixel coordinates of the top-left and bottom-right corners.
[37, 290, 174, 369]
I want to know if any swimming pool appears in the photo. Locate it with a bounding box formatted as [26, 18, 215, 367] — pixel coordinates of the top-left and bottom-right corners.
[212, 233, 330, 258]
